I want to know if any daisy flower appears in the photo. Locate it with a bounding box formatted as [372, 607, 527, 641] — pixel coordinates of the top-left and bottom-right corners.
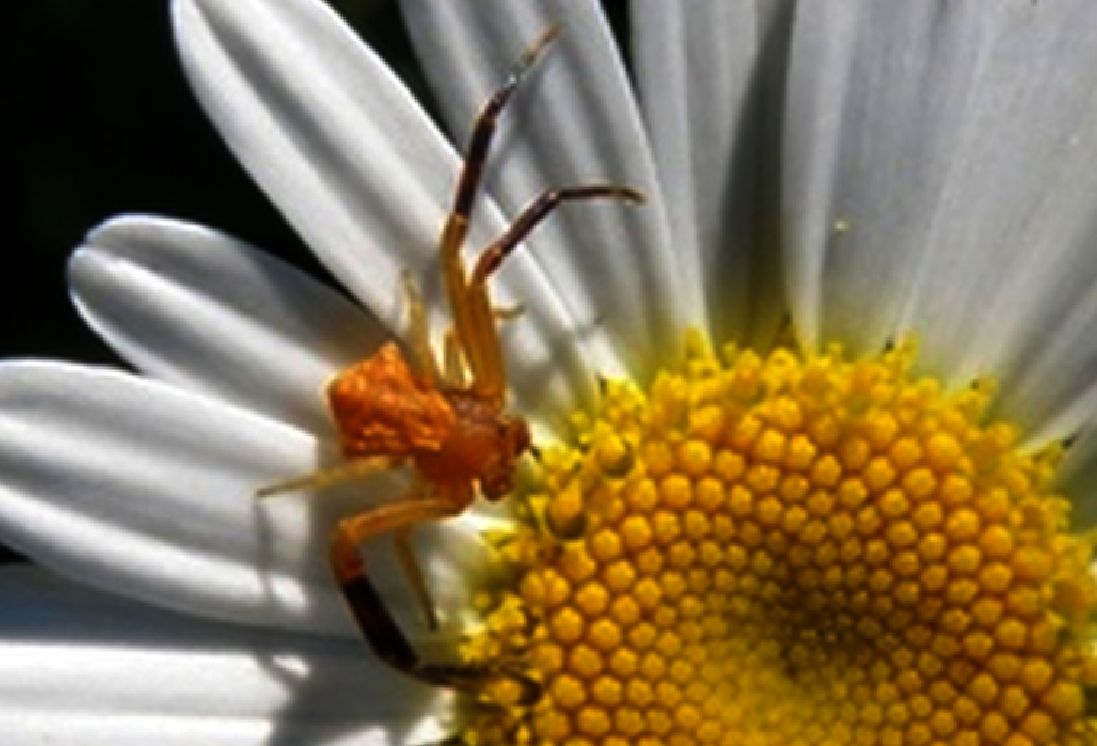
[3, 0, 1097, 744]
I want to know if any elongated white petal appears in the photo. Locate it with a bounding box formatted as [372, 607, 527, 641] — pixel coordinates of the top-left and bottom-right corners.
[1024, 291, 1097, 519]
[0, 361, 485, 635]
[631, 0, 791, 346]
[399, 0, 690, 377]
[783, 1, 1097, 397]
[173, 0, 594, 422]
[999, 287, 1097, 450]
[70, 215, 382, 434]
[172, 0, 453, 315]
[0, 566, 449, 746]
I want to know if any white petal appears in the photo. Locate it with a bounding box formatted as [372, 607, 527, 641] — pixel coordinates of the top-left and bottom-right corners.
[631, 0, 791, 345]
[999, 287, 1097, 449]
[0, 361, 486, 636]
[1056, 425, 1097, 528]
[783, 0, 1097, 395]
[0, 566, 450, 746]
[399, 0, 691, 376]
[173, 0, 596, 421]
[70, 215, 382, 434]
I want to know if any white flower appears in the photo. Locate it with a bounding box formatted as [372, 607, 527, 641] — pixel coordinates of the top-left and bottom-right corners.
[4, 0, 1097, 743]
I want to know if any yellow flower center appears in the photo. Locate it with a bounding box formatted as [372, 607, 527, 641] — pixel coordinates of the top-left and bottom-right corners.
[456, 332, 1097, 745]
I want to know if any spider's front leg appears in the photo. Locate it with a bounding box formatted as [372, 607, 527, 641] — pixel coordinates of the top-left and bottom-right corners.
[455, 184, 645, 403]
[400, 268, 441, 384]
[330, 495, 473, 686]
[436, 26, 560, 400]
[330, 491, 541, 701]
[435, 27, 645, 403]
[329, 493, 487, 689]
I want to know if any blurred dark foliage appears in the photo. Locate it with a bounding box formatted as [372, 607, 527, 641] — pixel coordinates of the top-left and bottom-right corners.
[3, 1, 627, 566]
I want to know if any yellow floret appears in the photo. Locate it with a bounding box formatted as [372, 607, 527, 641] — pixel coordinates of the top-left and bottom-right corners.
[457, 334, 1097, 744]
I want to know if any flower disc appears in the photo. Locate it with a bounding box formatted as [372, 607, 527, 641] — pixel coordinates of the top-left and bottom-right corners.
[459, 333, 1097, 745]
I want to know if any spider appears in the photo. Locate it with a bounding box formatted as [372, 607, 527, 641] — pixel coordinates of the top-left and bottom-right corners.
[260, 26, 643, 694]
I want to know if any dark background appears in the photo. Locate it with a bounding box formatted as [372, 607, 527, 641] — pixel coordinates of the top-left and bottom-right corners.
[5, 1, 421, 565]
[7, 1, 428, 366]
[4, 1, 626, 565]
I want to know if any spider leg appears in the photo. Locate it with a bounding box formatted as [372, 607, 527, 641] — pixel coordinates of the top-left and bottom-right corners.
[462, 186, 645, 401]
[255, 455, 396, 498]
[331, 496, 483, 688]
[443, 328, 467, 389]
[451, 24, 560, 227]
[393, 524, 439, 631]
[469, 186, 645, 290]
[331, 495, 542, 701]
[438, 27, 559, 399]
[401, 269, 441, 383]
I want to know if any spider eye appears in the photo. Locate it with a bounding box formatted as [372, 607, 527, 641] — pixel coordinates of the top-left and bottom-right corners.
[508, 419, 532, 456]
[480, 420, 531, 501]
[483, 472, 513, 501]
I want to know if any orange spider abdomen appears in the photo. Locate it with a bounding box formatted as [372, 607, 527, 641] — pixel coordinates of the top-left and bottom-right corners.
[328, 342, 456, 457]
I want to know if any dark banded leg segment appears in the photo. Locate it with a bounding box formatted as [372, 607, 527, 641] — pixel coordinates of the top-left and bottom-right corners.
[330, 500, 479, 688]
[330, 502, 542, 702]
[335, 551, 487, 688]
[454, 183, 646, 402]
[439, 26, 560, 402]
[469, 185, 646, 289]
[450, 24, 561, 223]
